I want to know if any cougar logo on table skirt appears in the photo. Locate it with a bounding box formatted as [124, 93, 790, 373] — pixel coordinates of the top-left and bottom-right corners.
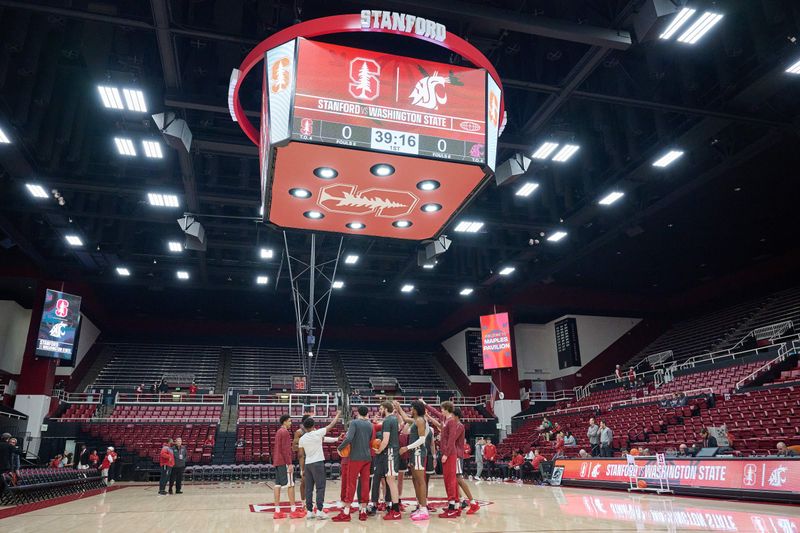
[317, 183, 418, 218]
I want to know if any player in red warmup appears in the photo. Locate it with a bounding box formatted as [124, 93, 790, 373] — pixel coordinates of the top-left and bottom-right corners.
[453, 408, 480, 514]
[273, 415, 305, 519]
[438, 401, 461, 518]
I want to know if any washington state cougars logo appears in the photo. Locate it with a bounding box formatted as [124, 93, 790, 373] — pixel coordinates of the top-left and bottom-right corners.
[49, 322, 67, 338]
[270, 56, 291, 94]
[410, 71, 449, 110]
[768, 466, 787, 487]
[349, 58, 380, 101]
[55, 298, 70, 318]
[317, 183, 417, 218]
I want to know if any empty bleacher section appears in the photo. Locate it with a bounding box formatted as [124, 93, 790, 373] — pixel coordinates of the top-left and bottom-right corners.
[83, 422, 216, 464]
[337, 349, 451, 394]
[228, 346, 338, 391]
[624, 297, 767, 368]
[0, 468, 105, 506]
[91, 343, 220, 389]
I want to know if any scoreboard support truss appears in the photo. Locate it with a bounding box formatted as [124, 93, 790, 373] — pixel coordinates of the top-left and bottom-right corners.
[282, 232, 343, 390]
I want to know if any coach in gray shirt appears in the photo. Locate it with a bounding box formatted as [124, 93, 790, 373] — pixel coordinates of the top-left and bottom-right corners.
[599, 421, 613, 458]
[169, 437, 187, 494]
[587, 418, 600, 457]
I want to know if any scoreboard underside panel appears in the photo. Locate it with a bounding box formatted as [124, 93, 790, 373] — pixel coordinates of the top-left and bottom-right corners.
[267, 141, 486, 240]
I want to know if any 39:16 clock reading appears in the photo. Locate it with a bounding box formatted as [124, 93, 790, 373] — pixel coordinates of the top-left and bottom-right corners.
[370, 127, 420, 155]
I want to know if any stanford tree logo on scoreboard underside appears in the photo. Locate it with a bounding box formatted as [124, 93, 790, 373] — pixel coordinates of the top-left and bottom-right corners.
[318, 183, 418, 218]
[349, 58, 380, 101]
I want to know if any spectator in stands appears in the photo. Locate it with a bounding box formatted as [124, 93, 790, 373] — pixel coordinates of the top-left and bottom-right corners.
[188, 381, 198, 398]
[51, 454, 62, 468]
[564, 431, 576, 446]
[509, 450, 524, 481]
[578, 449, 589, 459]
[776, 442, 797, 457]
[615, 365, 623, 383]
[169, 437, 187, 494]
[135, 383, 144, 397]
[699, 428, 718, 449]
[158, 378, 169, 394]
[677, 444, 690, 457]
[151, 381, 158, 394]
[76, 444, 90, 470]
[553, 431, 565, 459]
[158, 439, 175, 495]
[482, 438, 497, 480]
[587, 418, 600, 457]
[89, 449, 99, 468]
[204, 434, 215, 447]
[599, 421, 613, 457]
[473, 437, 485, 481]
[627, 367, 636, 388]
[100, 447, 116, 485]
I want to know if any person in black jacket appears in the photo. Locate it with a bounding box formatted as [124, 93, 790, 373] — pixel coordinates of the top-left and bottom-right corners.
[76, 444, 90, 470]
[0, 433, 24, 492]
[169, 437, 188, 494]
[699, 428, 718, 449]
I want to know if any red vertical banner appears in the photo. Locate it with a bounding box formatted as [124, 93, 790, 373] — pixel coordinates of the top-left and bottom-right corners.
[480, 312, 512, 369]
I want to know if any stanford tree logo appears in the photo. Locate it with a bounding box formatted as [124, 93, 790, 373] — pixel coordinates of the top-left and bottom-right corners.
[349, 58, 380, 101]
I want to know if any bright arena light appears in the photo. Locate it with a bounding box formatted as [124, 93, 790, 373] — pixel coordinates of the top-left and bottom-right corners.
[454, 221, 484, 233]
[97, 86, 124, 109]
[459, 288, 474, 296]
[515, 182, 539, 197]
[532, 142, 559, 160]
[547, 231, 568, 242]
[114, 137, 136, 156]
[256, 275, 269, 285]
[168, 241, 183, 252]
[400, 284, 415, 293]
[148, 193, 179, 207]
[26, 184, 49, 199]
[598, 191, 625, 206]
[552, 144, 580, 162]
[332, 281, 344, 289]
[116, 267, 131, 277]
[786, 59, 800, 75]
[659, 8, 696, 40]
[652, 150, 685, 168]
[499, 266, 515, 276]
[677, 12, 724, 44]
[344, 254, 359, 264]
[0, 127, 11, 144]
[122, 88, 147, 112]
[142, 140, 163, 159]
[176, 271, 190, 280]
[260, 248, 274, 259]
[65, 235, 83, 246]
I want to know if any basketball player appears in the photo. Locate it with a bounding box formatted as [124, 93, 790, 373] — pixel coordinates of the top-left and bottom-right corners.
[395, 400, 430, 521]
[453, 408, 480, 514]
[396, 422, 408, 510]
[293, 409, 314, 502]
[438, 401, 461, 518]
[298, 410, 341, 519]
[332, 406, 373, 522]
[273, 415, 305, 519]
[371, 401, 402, 520]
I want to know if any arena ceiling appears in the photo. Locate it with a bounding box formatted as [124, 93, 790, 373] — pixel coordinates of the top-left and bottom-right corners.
[0, 0, 799, 336]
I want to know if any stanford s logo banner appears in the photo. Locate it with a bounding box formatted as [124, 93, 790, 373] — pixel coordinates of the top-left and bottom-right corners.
[55, 298, 70, 318]
[349, 58, 380, 100]
[742, 464, 757, 487]
[270, 56, 291, 94]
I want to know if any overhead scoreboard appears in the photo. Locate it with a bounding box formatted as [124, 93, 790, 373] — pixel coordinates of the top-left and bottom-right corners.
[258, 35, 502, 240]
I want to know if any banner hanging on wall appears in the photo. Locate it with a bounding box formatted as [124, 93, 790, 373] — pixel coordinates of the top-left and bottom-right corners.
[480, 312, 512, 370]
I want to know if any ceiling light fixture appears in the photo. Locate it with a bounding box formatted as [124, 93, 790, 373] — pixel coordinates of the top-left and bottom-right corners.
[25, 184, 49, 199]
[547, 231, 568, 242]
[552, 144, 580, 162]
[147, 193, 179, 207]
[598, 191, 625, 206]
[256, 275, 269, 285]
[116, 267, 131, 277]
[392, 220, 412, 228]
[499, 266, 515, 276]
[313, 167, 338, 179]
[346, 222, 365, 230]
[515, 182, 539, 197]
[114, 137, 136, 156]
[260, 248, 274, 259]
[332, 280, 344, 289]
[532, 142, 559, 160]
[422, 263, 435, 269]
[677, 12, 724, 44]
[786, 59, 800, 75]
[303, 210, 324, 219]
[454, 221, 484, 233]
[176, 271, 190, 280]
[122, 88, 147, 112]
[65, 235, 83, 247]
[652, 150, 685, 168]
[168, 241, 183, 252]
[421, 203, 442, 213]
[416, 180, 440, 191]
[370, 164, 395, 177]
[344, 254, 359, 264]
[142, 140, 163, 159]
[0, 127, 10, 144]
[97, 86, 124, 109]
[400, 284, 415, 293]
[459, 288, 474, 296]
[289, 188, 311, 198]
[659, 7, 696, 39]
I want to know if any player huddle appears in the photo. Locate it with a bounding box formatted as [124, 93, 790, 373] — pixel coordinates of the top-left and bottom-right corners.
[270, 399, 480, 521]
